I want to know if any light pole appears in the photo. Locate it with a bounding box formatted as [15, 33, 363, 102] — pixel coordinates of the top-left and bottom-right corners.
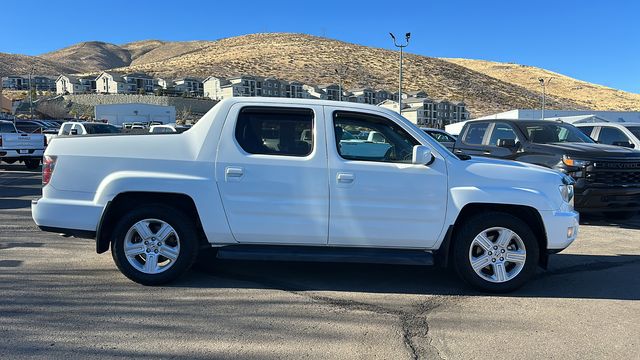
[390, 32, 410, 114]
[538, 77, 553, 120]
[29, 66, 34, 120]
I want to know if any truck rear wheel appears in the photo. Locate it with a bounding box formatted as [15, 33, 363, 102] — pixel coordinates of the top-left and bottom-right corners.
[24, 159, 40, 170]
[452, 212, 539, 293]
[111, 205, 199, 285]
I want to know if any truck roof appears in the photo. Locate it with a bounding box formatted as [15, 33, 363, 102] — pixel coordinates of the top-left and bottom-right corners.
[216, 97, 400, 117]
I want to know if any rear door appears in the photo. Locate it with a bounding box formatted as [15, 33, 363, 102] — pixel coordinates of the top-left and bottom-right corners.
[216, 104, 329, 245]
[454, 121, 493, 157]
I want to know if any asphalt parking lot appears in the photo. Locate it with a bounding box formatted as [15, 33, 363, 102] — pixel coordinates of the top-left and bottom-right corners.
[1, 163, 639, 359]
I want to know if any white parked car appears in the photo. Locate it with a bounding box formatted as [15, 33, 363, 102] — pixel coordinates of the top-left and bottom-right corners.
[0, 120, 46, 169]
[149, 125, 177, 134]
[575, 122, 640, 149]
[32, 98, 579, 292]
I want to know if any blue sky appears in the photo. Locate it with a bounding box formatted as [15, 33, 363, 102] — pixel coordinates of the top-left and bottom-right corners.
[2, 0, 638, 93]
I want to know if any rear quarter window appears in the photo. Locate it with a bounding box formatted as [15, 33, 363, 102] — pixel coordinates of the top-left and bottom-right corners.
[235, 107, 314, 157]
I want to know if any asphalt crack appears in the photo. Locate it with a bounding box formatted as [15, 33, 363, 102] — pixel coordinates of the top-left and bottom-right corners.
[209, 267, 452, 360]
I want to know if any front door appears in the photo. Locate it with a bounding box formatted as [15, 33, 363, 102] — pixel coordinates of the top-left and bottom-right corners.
[326, 109, 448, 249]
[216, 104, 329, 245]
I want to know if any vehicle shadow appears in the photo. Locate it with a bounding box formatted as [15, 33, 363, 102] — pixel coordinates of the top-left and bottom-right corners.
[178, 253, 640, 301]
[580, 213, 640, 230]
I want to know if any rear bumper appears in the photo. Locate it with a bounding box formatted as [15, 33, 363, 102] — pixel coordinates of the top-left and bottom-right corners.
[574, 187, 640, 212]
[0, 149, 44, 160]
[539, 209, 579, 251]
[31, 197, 102, 237]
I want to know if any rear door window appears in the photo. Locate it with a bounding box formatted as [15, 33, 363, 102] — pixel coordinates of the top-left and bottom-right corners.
[488, 122, 520, 146]
[463, 122, 490, 145]
[235, 107, 314, 157]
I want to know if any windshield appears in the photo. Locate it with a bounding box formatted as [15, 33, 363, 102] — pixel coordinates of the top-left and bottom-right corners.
[522, 123, 594, 144]
[84, 124, 120, 134]
[627, 126, 640, 140]
[0, 123, 17, 133]
[424, 130, 456, 143]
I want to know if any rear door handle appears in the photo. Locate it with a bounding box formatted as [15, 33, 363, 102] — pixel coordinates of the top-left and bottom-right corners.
[225, 166, 244, 181]
[482, 151, 491, 155]
[337, 172, 355, 184]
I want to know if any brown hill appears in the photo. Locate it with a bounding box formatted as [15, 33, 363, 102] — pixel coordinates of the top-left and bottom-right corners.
[0, 52, 79, 77]
[443, 58, 640, 112]
[113, 33, 592, 116]
[2, 33, 638, 117]
[39, 41, 134, 73]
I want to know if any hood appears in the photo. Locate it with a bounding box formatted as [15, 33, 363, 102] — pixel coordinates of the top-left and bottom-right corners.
[529, 142, 640, 158]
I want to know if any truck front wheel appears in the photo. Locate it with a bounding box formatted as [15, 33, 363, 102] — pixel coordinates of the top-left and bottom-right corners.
[452, 212, 539, 293]
[111, 205, 199, 285]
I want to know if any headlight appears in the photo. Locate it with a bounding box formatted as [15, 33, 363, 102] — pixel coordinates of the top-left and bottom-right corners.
[562, 155, 590, 167]
[559, 184, 574, 205]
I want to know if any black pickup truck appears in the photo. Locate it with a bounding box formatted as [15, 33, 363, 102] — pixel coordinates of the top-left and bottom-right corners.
[453, 119, 640, 218]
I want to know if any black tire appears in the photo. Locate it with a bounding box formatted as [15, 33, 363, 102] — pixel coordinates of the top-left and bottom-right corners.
[24, 159, 40, 170]
[603, 211, 637, 220]
[111, 204, 199, 285]
[452, 212, 539, 293]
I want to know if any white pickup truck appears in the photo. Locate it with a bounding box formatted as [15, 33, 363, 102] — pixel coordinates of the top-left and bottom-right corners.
[0, 120, 46, 169]
[32, 98, 579, 292]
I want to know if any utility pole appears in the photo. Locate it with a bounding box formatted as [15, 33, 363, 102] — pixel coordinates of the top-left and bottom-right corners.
[334, 65, 348, 101]
[390, 32, 410, 114]
[538, 77, 553, 120]
[29, 66, 34, 120]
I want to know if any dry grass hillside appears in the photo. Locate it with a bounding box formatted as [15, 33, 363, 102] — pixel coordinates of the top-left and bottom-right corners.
[40, 41, 134, 72]
[2, 33, 638, 117]
[0, 52, 78, 76]
[114, 33, 592, 116]
[444, 58, 640, 112]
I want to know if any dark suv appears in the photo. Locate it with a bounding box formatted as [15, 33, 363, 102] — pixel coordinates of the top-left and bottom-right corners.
[453, 119, 640, 218]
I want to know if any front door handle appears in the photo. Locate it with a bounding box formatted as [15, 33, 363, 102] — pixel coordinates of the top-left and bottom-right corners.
[482, 150, 492, 155]
[225, 166, 244, 181]
[337, 172, 355, 184]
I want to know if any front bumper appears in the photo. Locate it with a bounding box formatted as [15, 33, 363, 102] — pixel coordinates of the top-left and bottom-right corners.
[32, 197, 102, 237]
[539, 209, 580, 251]
[574, 187, 640, 212]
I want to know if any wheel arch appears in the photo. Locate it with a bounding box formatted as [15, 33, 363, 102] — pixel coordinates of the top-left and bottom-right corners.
[96, 191, 208, 254]
[435, 203, 548, 268]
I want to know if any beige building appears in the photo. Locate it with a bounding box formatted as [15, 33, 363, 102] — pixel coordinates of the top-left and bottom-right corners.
[379, 97, 470, 128]
[55, 75, 95, 94]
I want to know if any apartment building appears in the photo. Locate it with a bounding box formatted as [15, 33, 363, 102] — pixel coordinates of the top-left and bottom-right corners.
[302, 85, 328, 100]
[55, 75, 95, 94]
[348, 88, 376, 104]
[319, 84, 342, 101]
[379, 97, 469, 128]
[2, 75, 56, 91]
[174, 77, 204, 96]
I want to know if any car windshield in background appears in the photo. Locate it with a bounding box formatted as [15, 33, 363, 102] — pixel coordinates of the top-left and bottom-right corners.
[0, 123, 17, 133]
[522, 123, 594, 144]
[424, 130, 455, 143]
[84, 124, 120, 134]
[627, 126, 640, 140]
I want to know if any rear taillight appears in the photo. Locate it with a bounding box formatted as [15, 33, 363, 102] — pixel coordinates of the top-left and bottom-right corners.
[42, 155, 57, 186]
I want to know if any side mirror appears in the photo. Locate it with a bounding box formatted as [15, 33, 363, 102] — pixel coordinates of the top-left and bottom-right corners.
[412, 145, 435, 166]
[496, 138, 517, 149]
[70, 129, 78, 135]
[612, 140, 635, 148]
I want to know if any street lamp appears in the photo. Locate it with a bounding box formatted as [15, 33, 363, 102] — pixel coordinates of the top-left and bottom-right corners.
[390, 32, 410, 113]
[538, 77, 553, 120]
